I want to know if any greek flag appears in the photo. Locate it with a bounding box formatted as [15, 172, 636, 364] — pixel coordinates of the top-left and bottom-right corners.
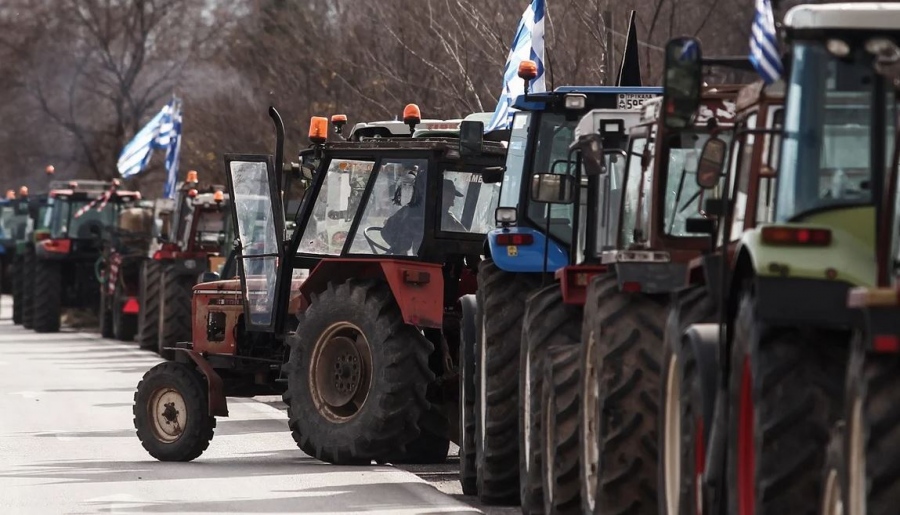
[117, 97, 183, 198]
[749, 0, 782, 84]
[485, 0, 546, 133]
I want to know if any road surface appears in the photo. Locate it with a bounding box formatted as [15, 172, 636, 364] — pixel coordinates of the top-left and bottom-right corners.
[0, 296, 518, 515]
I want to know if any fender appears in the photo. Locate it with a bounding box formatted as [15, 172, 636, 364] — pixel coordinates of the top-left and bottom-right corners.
[174, 349, 229, 417]
[486, 226, 568, 273]
[301, 258, 445, 328]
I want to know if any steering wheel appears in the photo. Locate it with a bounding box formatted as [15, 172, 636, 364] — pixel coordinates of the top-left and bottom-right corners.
[363, 226, 391, 254]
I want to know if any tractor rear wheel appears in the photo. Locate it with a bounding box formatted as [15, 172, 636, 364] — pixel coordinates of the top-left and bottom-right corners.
[12, 254, 23, 324]
[158, 265, 193, 360]
[283, 279, 440, 465]
[137, 260, 162, 350]
[21, 254, 35, 329]
[520, 284, 582, 514]
[99, 282, 114, 338]
[459, 294, 479, 495]
[842, 339, 900, 515]
[727, 290, 847, 515]
[133, 361, 216, 461]
[32, 260, 61, 333]
[542, 344, 581, 515]
[113, 280, 138, 341]
[659, 287, 715, 515]
[476, 259, 541, 505]
[581, 273, 665, 514]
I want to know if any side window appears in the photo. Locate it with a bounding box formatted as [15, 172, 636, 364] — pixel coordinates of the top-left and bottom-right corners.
[440, 171, 500, 235]
[349, 159, 427, 256]
[757, 108, 784, 224]
[298, 159, 374, 255]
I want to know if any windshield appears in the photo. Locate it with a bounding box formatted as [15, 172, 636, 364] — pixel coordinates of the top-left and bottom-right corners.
[195, 209, 228, 248]
[778, 42, 896, 221]
[49, 197, 119, 239]
[664, 129, 732, 236]
[299, 158, 375, 255]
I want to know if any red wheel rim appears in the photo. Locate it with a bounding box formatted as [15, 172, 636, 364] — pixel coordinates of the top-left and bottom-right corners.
[738, 357, 755, 515]
[694, 416, 705, 515]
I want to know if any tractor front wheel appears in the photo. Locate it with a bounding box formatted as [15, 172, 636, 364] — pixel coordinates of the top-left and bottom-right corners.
[158, 266, 193, 360]
[284, 279, 440, 465]
[133, 361, 216, 461]
[32, 260, 61, 333]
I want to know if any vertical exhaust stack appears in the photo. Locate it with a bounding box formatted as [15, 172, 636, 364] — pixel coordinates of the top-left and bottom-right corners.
[617, 11, 643, 87]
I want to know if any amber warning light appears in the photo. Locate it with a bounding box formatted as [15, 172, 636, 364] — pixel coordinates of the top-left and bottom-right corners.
[213, 190, 224, 203]
[186, 170, 199, 184]
[309, 116, 329, 144]
[518, 60, 538, 81]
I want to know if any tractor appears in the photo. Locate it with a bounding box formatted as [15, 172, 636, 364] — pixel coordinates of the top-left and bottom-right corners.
[97, 201, 155, 341]
[136, 173, 231, 359]
[465, 63, 663, 505]
[664, 3, 900, 514]
[0, 190, 29, 296]
[30, 180, 141, 333]
[132, 107, 507, 465]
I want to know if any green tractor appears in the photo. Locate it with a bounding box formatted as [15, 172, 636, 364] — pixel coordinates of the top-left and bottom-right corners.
[665, 3, 900, 514]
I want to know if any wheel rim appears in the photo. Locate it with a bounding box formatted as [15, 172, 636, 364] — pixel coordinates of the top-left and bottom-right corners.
[544, 388, 555, 503]
[848, 398, 865, 515]
[823, 465, 845, 515]
[664, 353, 681, 515]
[582, 330, 600, 512]
[148, 387, 187, 443]
[309, 322, 373, 423]
[738, 357, 755, 515]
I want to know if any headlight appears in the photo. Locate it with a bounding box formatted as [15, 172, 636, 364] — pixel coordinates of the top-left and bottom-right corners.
[495, 207, 517, 224]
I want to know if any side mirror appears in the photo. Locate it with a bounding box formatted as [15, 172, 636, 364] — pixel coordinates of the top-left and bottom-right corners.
[663, 37, 703, 130]
[531, 173, 576, 204]
[570, 134, 606, 177]
[696, 137, 728, 189]
[459, 120, 484, 158]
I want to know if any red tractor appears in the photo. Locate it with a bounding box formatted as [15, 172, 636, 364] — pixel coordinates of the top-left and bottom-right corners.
[136, 173, 231, 359]
[132, 108, 506, 465]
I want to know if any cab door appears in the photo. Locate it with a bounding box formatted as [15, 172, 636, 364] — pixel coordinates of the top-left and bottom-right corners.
[223, 154, 285, 332]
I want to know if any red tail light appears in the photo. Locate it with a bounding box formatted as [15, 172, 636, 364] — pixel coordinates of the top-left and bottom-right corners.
[122, 297, 140, 314]
[496, 233, 534, 246]
[42, 238, 71, 254]
[761, 227, 831, 246]
[873, 335, 900, 353]
[622, 281, 642, 293]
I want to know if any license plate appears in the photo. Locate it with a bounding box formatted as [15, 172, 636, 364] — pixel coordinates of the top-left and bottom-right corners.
[617, 94, 655, 110]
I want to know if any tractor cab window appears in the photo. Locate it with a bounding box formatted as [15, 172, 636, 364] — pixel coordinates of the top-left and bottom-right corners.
[299, 158, 375, 255]
[620, 135, 654, 247]
[49, 197, 118, 239]
[594, 151, 627, 254]
[349, 158, 427, 256]
[440, 170, 501, 235]
[526, 113, 579, 244]
[498, 112, 531, 210]
[664, 129, 732, 236]
[778, 43, 897, 220]
[195, 210, 227, 247]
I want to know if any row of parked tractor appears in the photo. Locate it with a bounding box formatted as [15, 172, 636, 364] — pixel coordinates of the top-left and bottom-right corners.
[0, 173, 233, 363]
[2, 3, 896, 515]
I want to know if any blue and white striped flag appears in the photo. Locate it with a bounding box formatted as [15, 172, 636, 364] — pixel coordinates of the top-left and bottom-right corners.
[749, 0, 782, 84]
[485, 0, 546, 133]
[117, 97, 183, 198]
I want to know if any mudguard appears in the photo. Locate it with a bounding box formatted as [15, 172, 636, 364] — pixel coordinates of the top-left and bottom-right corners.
[486, 226, 568, 273]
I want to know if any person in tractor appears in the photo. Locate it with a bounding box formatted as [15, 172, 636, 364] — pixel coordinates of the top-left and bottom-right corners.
[381, 168, 426, 254]
[440, 178, 466, 232]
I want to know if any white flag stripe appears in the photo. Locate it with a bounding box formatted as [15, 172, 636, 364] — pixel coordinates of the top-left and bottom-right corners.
[749, 0, 782, 84]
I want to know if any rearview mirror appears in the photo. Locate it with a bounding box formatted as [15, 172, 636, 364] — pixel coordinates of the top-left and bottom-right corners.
[696, 137, 728, 189]
[569, 134, 605, 176]
[459, 120, 484, 158]
[531, 173, 576, 204]
[663, 37, 703, 130]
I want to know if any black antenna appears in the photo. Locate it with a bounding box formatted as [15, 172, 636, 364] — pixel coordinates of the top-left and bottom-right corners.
[268, 106, 285, 191]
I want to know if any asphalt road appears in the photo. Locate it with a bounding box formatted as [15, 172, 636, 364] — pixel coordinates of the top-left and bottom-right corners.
[0, 296, 518, 515]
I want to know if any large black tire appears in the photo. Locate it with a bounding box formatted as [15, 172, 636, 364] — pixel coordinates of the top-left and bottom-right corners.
[476, 259, 541, 505]
[112, 280, 138, 341]
[283, 279, 439, 464]
[99, 283, 114, 338]
[32, 259, 61, 333]
[158, 265, 194, 360]
[542, 343, 582, 515]
[842, 338, 900, 515]
[459, 294, 478, 495]
[821, 422, 846, 515]
[520, 284, 582, 514]
[21, 253, 35, 329]
[137, 260, 162, 350]
[12, 254, 23, 324]
[133, 361, 216, 461]
[581, 273, 665, 515]
[659, 287, 715, 515]
[727, 290, 847, 515]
